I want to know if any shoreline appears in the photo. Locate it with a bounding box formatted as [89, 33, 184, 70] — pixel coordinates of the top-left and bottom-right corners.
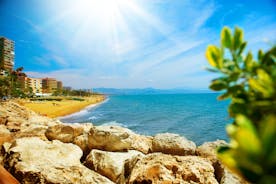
[58, 97, 109, 120]
[0, 100, 246, 184]
[19, 95, 106, 118]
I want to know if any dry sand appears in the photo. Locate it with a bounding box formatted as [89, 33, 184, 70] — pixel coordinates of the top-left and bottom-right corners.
[18, 95, 105, 118]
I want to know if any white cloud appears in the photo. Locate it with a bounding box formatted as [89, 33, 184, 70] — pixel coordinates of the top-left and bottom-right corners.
[32, 54, 69, 67]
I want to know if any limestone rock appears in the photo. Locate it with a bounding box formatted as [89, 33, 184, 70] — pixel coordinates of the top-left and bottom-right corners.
[196, 140, 228, 161]
[85, 149, 144, 184]
[130, 134, 152, 154]
[45, 124, 84, 143]
[0, 101, 60, 133]
[0, 116, 8, 125]
[4, 137, 114, 184]
[16, 124, 48, 140]
[88, 126, 152, 153]
[72, 123, 93, 156]
[71, 122, 93, 133]
[0, 125, 12, 145]
[129, 153, 218, 184]
[196, 140, 248, 184]
[220, 169, 249, 184]
[73, 134, 90, 156]
[152, 133, 196, 155]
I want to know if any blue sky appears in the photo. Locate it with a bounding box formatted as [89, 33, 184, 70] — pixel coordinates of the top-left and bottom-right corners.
[0, 0, 275, 89]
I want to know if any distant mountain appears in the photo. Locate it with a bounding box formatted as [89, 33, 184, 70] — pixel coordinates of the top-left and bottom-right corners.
[93, 88, 212, 95]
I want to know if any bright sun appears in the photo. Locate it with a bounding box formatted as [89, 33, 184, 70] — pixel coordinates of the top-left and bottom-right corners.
[50, 0, 157, 56]
[72, 0, 128, 21]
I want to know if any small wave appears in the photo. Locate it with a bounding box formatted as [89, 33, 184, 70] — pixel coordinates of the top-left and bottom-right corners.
[59, 98, 109, 120]
[101, 121, 127, 127]
[59, 108, 90, 119]
[88, 116, 98, 120]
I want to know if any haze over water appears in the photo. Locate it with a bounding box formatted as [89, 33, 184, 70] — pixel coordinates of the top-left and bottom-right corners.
[61, 93, 230, 145]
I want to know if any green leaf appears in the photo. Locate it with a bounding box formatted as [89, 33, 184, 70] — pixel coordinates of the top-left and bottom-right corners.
[209, 79, 228, 91]
[260, 115, 276, 165]
[206, 45, 222, 68]
[228, 72, 240, 82]
[257, 69, 273, 86]
[249, 79, 268, 96]
[217, 146, 231, 153]
[236, 115, 256, 133]
[206, 67, 219, 73]
[217, 148, 238, 172]
[233, 27, 243, 50]
[245, 51, 253, 69]
[218, 91, 231, 100]
[258, 49, 264, 61]
[229, 102, 247, 117]
[221, 27, 232, 49]
[238, 42, 247, 55]
[271, 55, 276, 63]
[249, 69, 274, 97]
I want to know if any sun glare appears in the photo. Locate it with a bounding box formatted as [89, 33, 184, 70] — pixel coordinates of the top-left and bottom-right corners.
[50, 0, 166, 57]
[73, 0, 127, 20]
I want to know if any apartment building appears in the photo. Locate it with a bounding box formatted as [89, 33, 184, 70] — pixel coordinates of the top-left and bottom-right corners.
[42, 78, 57, 93]
[42, 78, 63, 93]
[28, 77, 42, 94]
[0, 37, 14, 71]
[57, 81, 63, 91]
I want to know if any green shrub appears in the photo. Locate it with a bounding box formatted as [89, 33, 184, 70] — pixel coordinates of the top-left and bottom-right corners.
[206, 26, 276, 183]
[71, 97, 85, 101]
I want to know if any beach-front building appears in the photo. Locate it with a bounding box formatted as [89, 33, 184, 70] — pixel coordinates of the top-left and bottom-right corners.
[57, 81, 63, 92]
[28, 77, 42, 94]
[42, 78, 57, 93]
[0, 37, 15, 72]
[42, 78, 63, 94]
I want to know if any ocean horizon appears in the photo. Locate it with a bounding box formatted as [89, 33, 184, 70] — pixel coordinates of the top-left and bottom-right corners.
[60, 93, 231, 145]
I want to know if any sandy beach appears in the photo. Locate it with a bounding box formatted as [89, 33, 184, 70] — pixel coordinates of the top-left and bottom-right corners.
[17, 95, 106, 118]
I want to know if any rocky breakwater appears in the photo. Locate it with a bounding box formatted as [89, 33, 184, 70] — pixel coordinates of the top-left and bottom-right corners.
[0, 101, 248, 184]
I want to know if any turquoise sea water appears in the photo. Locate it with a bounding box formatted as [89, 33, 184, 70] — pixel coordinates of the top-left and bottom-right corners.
[61, 93, 231, 145]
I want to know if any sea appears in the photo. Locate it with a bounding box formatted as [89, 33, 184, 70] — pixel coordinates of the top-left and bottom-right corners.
[60, 93, 231, 145]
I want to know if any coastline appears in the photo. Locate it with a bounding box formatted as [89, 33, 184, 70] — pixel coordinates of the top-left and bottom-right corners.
[0, 100, 246, 184]
[19, 95, 106, 118]
[58, 97, 109, 120]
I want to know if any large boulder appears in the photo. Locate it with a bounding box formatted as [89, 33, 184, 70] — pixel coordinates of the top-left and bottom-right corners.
[196, 140, 248, 184]
[16, 124, 49, 140]
[85, 149, 144, 184]
[88, 126, 152, 153]
[73, 134, 90, 156]
[129, 153, 218, 184]
[196, 140, 227, 161]
[0, 101, 60, 134]
[73, 123, 94, 156]
[152, 133, 196, 155]
[3, 137, 114, 184]
[45, 124, 84, 143]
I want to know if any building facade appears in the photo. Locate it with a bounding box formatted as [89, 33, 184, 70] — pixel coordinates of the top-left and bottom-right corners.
[57, 81, 63, 91]
[28, 77, 42, 94]
[0, 37, 14, 71]
[41, 78, 63, 94]
[42, 78, 57, 93]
